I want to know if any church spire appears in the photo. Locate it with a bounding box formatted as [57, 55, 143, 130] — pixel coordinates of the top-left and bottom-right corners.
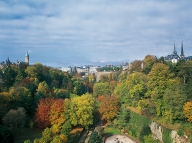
[180, 39, 184, 59]
[173, 40, 177, 55]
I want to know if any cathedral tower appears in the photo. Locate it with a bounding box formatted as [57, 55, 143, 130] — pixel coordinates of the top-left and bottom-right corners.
[180, 40, 185, 59]
[25, 51, 29, 65]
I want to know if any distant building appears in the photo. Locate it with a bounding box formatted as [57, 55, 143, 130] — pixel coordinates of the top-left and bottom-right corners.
[0, 52, 30, 68]
[25, 51, 29, 65]
[164, 40, 191, 63]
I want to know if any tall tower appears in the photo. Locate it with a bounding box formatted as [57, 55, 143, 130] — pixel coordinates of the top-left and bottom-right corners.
[25, 51, 29, 65]
[180, 39, 185, 59]
[173, 40, 177, 55]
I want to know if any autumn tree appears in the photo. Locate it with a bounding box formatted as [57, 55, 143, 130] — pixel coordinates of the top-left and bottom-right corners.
[35, 97, 55, 129]
[183, 101, 192, 122]
[99, 96, 119, 122]
[50, 99, 65, 134]
[129, 60, 143, 73]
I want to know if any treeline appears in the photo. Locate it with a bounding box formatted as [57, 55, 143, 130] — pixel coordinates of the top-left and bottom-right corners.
[1, 55, 192, 142]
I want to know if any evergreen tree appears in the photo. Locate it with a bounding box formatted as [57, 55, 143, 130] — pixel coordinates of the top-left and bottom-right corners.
[88, 131, 102, 143]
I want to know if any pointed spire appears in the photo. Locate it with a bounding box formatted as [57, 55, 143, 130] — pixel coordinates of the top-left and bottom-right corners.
[180, 38, 184, 58]
[173, 40, 177, 55]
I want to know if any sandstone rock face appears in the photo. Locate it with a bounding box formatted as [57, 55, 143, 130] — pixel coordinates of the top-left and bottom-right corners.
[171, 130, 189, 143]
[150, 122, 190, 143]
[150, 122, 163, 142]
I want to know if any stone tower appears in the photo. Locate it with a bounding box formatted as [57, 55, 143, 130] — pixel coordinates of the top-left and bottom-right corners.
[25, 51, 29, 65]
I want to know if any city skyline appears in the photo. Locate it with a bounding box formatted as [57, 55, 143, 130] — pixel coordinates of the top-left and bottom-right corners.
[0, 0, 192, 67]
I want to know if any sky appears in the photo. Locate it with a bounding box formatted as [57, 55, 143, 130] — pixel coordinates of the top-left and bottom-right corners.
[0, 0, 192, 67]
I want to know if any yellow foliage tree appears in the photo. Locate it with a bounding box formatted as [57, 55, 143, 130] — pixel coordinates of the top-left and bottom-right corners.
[71, 93, 95, 129]
[183, 102, 192, 122]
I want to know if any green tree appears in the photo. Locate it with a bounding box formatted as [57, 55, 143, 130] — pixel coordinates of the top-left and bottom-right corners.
[126, 72, 148, 107]
[72, 80, 86, 95]
[88, 131, 102, 143]
[93, 82, 111, 97]
[2, 66, 17, 89]
[143, 55, 157, 74]
[61, 120, 72, 138]
[146, 63, 175, 117]
[163, 83, 187, 122]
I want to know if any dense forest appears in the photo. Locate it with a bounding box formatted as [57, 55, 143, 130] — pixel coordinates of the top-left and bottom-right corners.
[0, 55, 192, 143]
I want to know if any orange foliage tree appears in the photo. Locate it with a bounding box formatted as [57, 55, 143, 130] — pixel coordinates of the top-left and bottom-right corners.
[35, 97, 55, 129]
[99, 96, 119, 122]
[50, 99, 66, 134]
[183, 101, 192, 122]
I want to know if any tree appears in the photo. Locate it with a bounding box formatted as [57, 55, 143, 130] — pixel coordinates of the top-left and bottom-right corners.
[61, 120, 72, 138]
[50, 99, 65, 134]
[116, 106, 130, 129]
[177, 60, 192, 84]
[36, 81, 50, 96]
[70, 93, 95, 129]
[2, 107, 26, 128]
[88, 131, 102, 143]
[42, 127, 53, 142]
[183, 101, 192, 122]
[72, 80, 86, 95]
[0, 92, 11, 120]
[126, 72, 148, 107]
[129, 60, 143, 73]
[143, 55, 157, 74]
[54, 89, 69, 99]
[2, 66, 17, 89]
[93, 82, 111, 97]
[99, 96, 119, 122]
[35, 98, 55, 129]
[163, 83, 187, 122]
[146, 63, 174, 100]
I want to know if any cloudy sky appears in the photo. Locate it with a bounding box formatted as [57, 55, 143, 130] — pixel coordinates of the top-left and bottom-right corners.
[0, 0, 192, 67]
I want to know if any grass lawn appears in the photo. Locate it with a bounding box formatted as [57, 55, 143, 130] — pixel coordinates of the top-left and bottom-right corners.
[13, 128, 42, 143]
[104, 127, 121, 135]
